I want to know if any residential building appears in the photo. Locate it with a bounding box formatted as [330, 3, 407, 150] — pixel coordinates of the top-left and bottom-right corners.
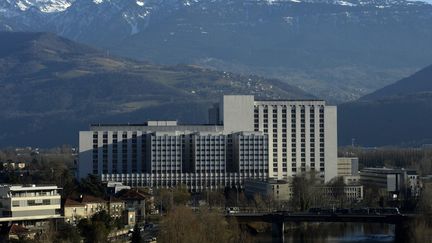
[64, 195, 105, 223]
[64, 195, 125, 224]
[108, 196, 125, 219]
[117, 189, 152, 222]
[63, 199, 86, 225]
[0, 185, 62, 222]
[80, 195, 107, 216]
[78, 95, 337, 190]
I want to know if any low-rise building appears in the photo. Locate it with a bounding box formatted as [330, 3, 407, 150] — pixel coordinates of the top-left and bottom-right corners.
[0, 185, 62, 223]
[80, 195, 107, 216]
[63, 199, 86, 225]
[244, 179, 292, 201]
[117, 189, 151, 222]
[360, 167, 419, 199]
[2, 224, 35, 241]
[320, 184, 364, 202]
[64, 195, 125, 224]
[245, 179, 363, 203]
[342, 175, 361, 185]
[108, 196, 125, 219]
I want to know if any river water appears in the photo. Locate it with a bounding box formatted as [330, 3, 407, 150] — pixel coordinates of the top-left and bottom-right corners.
[254, 223, 395, 243]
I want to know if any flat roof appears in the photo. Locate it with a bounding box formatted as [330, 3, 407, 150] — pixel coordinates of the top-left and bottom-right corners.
[0, 185, 60, 191]
[245, 179, 289, 184]
[90, 123, 221, 127]
[361, 167, 417, 174]
[255, 99, 324, 102]
[89, 124, 224, 133]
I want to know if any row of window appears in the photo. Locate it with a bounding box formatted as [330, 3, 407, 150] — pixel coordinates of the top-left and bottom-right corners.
[12, 198, 59, 207]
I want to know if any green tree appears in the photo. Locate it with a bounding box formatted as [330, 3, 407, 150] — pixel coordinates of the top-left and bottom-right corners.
[78, 211, 113, 243]
[55, 221, 82, 243]
[91, 210, 117, 231]
[78, 175, 105, 198]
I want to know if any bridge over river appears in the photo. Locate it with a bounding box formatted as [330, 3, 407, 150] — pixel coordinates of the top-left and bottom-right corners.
[226, 212, 416, 243]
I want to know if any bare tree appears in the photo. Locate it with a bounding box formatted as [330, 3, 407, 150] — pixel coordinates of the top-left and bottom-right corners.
[290, 171, 322, 211]
[418, 184, 432, 213]
[159, 206, 253, 243]
[158, 206, 202, 243]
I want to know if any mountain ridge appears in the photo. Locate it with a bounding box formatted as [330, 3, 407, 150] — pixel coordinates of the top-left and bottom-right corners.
[0, 31, 314, 147]
[339, 63, 432, 146]
[2, 0, 432, 103]
[360, 64, 432, 101]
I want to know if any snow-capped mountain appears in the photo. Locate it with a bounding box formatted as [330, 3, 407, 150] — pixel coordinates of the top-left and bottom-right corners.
[1, 0, 429, 35]
[1, 0, 73, 13]
[1, 0, 432, 102]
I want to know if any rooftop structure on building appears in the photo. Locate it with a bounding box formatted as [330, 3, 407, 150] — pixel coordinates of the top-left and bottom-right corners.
[78, 95, 337, 191]
[106, 181, 131, 195]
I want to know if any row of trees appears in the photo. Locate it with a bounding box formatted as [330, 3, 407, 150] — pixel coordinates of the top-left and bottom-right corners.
[339, 146, 432, 175]
[0, 147, 77, 198]
[151, 173, 363, 215]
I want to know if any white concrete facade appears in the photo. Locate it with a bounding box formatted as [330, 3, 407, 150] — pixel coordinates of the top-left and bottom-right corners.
[222, 96, 338, 182]
[79, 95, 338, 188]
[0, 185, 61, 221]
[220, 95, 255, 133]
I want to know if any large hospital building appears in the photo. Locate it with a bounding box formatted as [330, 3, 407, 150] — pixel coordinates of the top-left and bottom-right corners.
[78, 95, 337, 191]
